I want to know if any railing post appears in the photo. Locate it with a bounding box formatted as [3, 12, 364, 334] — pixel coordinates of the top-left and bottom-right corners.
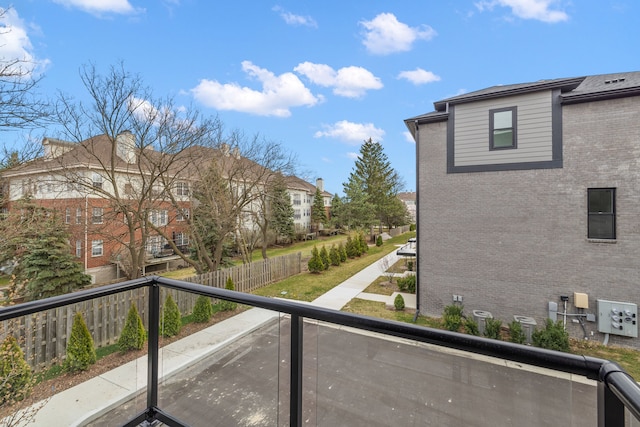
[598, 382, 625, 427]
[290, 314, 303, 427]
[147, 282, 160, 410]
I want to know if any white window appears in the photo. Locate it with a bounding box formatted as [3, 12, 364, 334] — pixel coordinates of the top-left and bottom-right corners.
[175, 182, 190, 196]
[75, 240, 82, 258]
[92, 172, 103, 189]
[65, 208, 71, 224]
[76, 208, 82, 224]
[174, 232, 189, 247]
[176, 208, 190, 221]
[146, 235, 166, 255]
[91, 240, 103, 257]
[92, 207, 103, 224]
[149, 209, 168, 226]
[293, 194, 301, 206]
[294, 209, 301, 220]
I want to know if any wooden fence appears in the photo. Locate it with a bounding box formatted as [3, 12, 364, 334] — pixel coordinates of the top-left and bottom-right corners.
[0, 252, 302, 369]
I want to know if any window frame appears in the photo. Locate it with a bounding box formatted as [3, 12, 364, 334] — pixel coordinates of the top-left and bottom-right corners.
[587, 188, 616, 240]
[92, 172, 103, 189]
[91, 240, 103, 257]
[92, 207, 103, 224]
[489, 106, 518, 150]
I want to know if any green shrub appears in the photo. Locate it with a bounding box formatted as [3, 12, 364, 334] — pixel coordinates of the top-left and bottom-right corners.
[160, 294, 182, 338]
[64, 312, 97, 372]
[345, 236, 359, 258]
[338, 242, 347, 263]
[319, 246, 330, 270]
[532, 319, 570, 352]
[376, 235, 383, 246]
[358, 233, 369, 253]
[192, 295, 214, 323]
[0, 335, 33, 404]
[407, 261, 414, 271]
[483, 318, 503, 340]
[394, 294, 405, 311]
[329, 245, 341, 266]
[443, 305, 464, 332]
[409, 224, 416, 231]
[464, 318, 480, 336]
[397, 275, 416, 293]
[508, 320, 526, 344]
[219, 277, 238, 311]
[307, 246, 324, 273]
[118, 304, 147, 352]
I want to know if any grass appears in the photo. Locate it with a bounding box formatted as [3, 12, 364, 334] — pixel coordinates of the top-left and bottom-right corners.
[363, 276, 398, 296]
[0, 273, 10, 288]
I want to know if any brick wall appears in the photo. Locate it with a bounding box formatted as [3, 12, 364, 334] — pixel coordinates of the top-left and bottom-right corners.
[418, 96, 640, 347]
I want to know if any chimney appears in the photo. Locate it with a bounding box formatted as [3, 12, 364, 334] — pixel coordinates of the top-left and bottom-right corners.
[116, 131, 137, 164]
[42, 137, 75, 160]
[316, 178, 324, 193]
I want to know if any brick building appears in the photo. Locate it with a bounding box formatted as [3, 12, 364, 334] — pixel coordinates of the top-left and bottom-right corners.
[405, 71, 640, 347]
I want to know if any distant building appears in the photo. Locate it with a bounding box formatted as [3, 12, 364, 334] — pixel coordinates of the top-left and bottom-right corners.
[397, 192, 416, 223]
[284, 176, 332, 234]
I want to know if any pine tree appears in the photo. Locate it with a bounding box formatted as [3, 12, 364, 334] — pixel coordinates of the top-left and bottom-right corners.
[64, 313, 96, 372]
[329, 245, 341, 266]
[219, 277, 238, 311]
[160, 294, 182, 337]
[0, 336, 33, 404]
[311, 187, 327, 232]
[307, 246, 324, 273]
[192, 295, 214, 322]
[270, 180, 295, 244]
[118, 304, 147, 352]
[338, 242, 347, 263]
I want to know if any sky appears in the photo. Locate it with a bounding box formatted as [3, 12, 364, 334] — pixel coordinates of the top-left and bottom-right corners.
[3, 0, 640, 195]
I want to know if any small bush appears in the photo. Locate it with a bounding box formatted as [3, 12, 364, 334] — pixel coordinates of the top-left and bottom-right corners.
[308, 246, 324, 273]
[0, 335, 33, 404]
[118, 304, 147, 352]
[192, 295, 214, 323]
[64, 312, 97, 372]
[358, 233, 369, 253]
[376, 235, 383, 246]
[483, 318, 503, 340]
[394, 294, 405, 311]
[160, 294, 182, 338]
[532, 319, 570, 352]
[219, 277, 238, 311]
[397, 275, 416, 293]
[443, 305, 464, 332]
[464, 318, 479, 336]
[319, 246, 330, 270]
[407, 261, 414, 271]
[345, 236, 359, 258]
[409, 224, 416, 231]
[329, 245, 341, 266]
[508, 320, 526, 344]
[338, 242, 347, 263]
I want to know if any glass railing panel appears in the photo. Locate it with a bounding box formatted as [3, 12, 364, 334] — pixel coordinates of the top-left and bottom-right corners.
[308, 324, 599, 427]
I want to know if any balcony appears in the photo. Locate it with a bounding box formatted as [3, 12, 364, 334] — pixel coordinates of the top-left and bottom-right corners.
[1, 276, 640, 426]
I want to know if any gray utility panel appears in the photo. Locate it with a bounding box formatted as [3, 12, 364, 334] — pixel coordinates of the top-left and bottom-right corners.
[597, 300, 638, 337]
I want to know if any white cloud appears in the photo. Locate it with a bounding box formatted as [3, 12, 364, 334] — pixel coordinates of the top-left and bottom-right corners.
[294, 62, 383, 98]
[403, 131, 416, 143]
[398, 68, 441, 85]
[314, 120, 385, 144]
[360, 13, 436, 55]
[346, 152, 359, 160]
[191, 61, 321, 117]
[0, 8, 49, 76]
[272, 6, 317, 28]
[475, 0, 569, 23]
[52, 0, 142, 15]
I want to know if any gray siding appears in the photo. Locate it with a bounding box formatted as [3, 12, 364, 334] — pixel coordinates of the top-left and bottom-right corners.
[418, 95, 640, 349]
[454, 91, 553, 166]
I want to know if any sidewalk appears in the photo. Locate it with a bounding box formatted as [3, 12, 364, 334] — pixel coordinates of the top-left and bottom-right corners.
[11, 249, 409, 426]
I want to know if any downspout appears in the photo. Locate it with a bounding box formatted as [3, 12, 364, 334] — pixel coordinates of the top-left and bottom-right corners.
[413, 119, 421, 323]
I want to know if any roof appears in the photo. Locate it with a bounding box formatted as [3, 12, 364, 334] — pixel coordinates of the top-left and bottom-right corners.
[405, 71, 640, 131]
[283, 175, 332, 197]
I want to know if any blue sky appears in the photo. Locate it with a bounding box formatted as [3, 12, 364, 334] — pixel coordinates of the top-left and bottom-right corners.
[4, 1, 640, 195]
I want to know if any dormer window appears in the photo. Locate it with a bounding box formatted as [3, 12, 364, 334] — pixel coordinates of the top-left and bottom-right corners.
[489, 107, 517, 150]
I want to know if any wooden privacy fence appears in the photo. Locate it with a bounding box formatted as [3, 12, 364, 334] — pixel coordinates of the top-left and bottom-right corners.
[0, 252, 302, 369]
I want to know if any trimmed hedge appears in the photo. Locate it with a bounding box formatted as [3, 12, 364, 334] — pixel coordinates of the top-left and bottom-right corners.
[193, 295, 214, 323]
[118, 304, 147, 352]
[161, 294, 182, 338]
[64, 312, 97, 372]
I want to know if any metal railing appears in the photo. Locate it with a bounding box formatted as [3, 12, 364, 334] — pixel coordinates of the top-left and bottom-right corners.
[1, 276, 640, 426]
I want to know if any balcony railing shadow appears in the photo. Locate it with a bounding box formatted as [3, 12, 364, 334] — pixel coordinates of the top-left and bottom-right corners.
[1, 276, 640, 427]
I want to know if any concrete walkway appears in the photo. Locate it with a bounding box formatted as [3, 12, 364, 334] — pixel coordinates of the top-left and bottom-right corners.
[7, 249, 411, 426]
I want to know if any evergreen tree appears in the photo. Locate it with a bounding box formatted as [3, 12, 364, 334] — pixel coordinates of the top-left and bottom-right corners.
[319, 245, 330, 270]
[269, 180, 295, 244]
[311, 187, 327, 232]
[0, 198, 91, 301]
[329, 245, 341, 266]
[192, 295, 214, 323]
[160, 294, 182, 337]
[338, 242, 347, 263]
[329, 194, 345, 229]
[64, 313, 96, 372]
[345, 236, 359, 258]
[118, 304, 147, 352]
[307, 246, 324, 273]
[342, 138, 404, 231]
[219, 277, 238, 311]
[0, 336, 33, 404]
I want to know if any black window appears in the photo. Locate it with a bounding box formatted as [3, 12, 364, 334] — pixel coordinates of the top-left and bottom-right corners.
[489, 107, 517, 150]
[588, 188, 615, 239]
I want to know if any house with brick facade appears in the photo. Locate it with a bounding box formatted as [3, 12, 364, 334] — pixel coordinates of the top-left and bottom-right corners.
[405, 71, 640, 347]
[1, 132, 332, 284]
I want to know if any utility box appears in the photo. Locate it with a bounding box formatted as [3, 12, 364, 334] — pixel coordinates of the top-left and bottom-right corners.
[597, 300, 638, 338]
[514, 315, 537, 344]
[472, 310, 493, 336]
